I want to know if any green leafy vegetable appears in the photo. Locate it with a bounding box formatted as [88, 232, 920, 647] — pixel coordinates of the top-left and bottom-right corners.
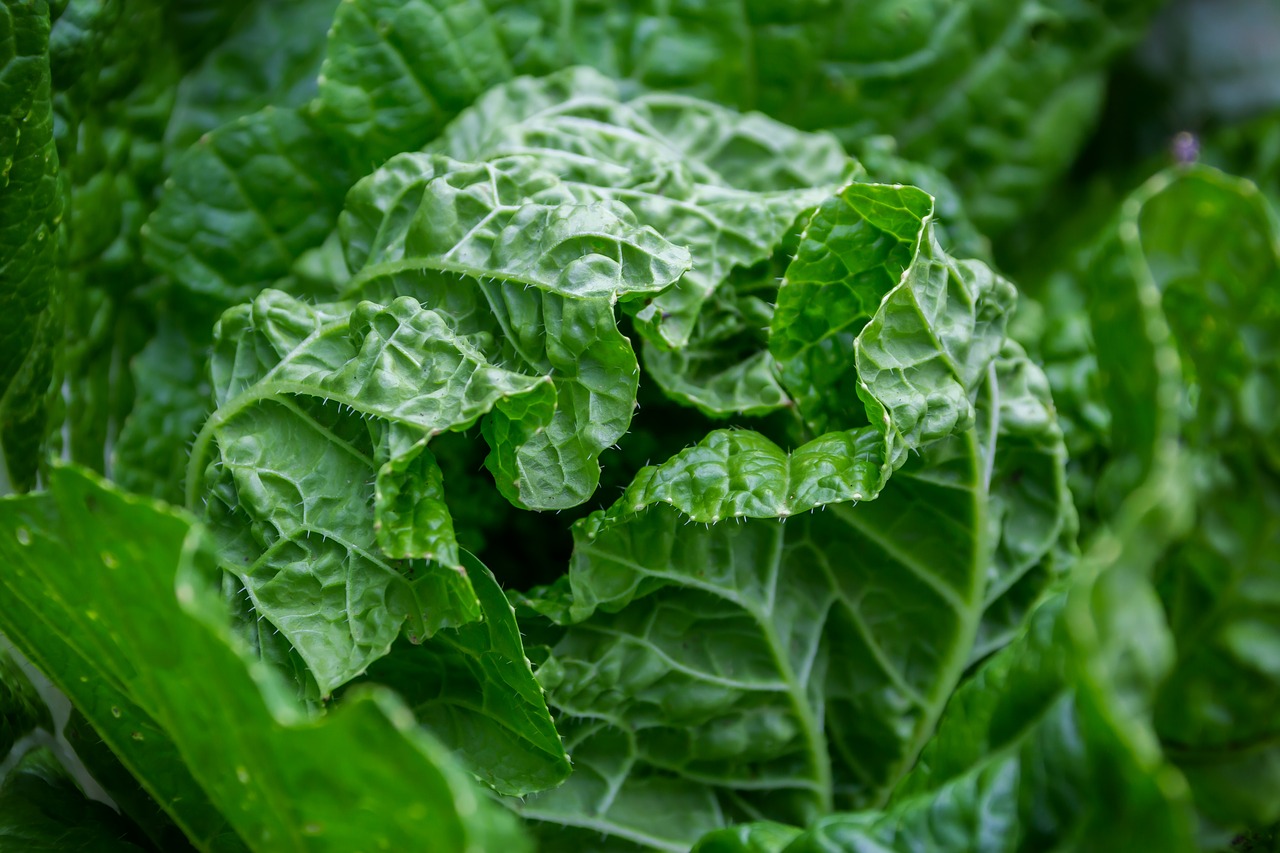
[3, 3, 1279, 850]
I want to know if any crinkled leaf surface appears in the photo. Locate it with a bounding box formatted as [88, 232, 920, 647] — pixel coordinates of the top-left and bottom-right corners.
[314, 0, 1162, 231]
[0, 464, 530, 853]
[692, 182, 1198, 852]
[431, 67, 853, 351]
[772, 182, 1016, 480]
[341, 151, 689, 510]
[193, 288, 561, 692]
[970, 344, 1076, 663]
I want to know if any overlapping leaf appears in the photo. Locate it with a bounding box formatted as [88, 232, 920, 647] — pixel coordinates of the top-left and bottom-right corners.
[144, 106, 359, 307]
[0, 464, 530, 852]
[517, 423, 988, 849]
[313, 0, 1162, 232]
[0, 649, 51, 762]
[192, 288, 556, 691]
[771, 182, 1016, 484]
[0, 748, 150, 852]
[1088, 167, 1280, 831]
[340, 151, 689, 510]
[430, 67, 854, 351]
[692, 164, 1199, 853]
[346, 553, 570, 796]
[515, 343, 1073, 849]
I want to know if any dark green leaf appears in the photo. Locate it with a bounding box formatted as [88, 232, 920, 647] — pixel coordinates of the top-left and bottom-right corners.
[0, 464, 531, 852]
[0, 0, 62, 490]
[1, 648, 51, 761]
[0, 748, 150, 852]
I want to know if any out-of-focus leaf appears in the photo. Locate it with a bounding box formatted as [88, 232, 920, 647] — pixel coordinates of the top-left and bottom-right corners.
[1089, 166, 1280, 831]
[112, 318, 210, 504]
[63, 708, 197, 852]
[349, 552, 570, 796]
[0, 464, 531, 852]
[1, 648, 51, 761]
[316, 0, 1162, 231]
[144, 106, 358, 307]
[0, 0, 62, 490]
[165, 0, 340, 153]
[0, 748, 150, 852]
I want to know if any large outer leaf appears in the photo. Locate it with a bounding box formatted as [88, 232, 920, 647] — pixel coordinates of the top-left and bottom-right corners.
[771, 182, 1016, 477]
[191, 288, 559, 691]
[1088, 167, 1280, 831]
[0, 464, 530, 853]
[0, 0, 62, 490]
[518, 424, 989, 850]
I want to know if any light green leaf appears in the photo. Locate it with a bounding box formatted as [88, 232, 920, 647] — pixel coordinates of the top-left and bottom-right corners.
[693, 823, 802, 853]
[971, 343, 1076, 662]
[192, 289, 560, 691]
[345, 153, 690, 302]
[0, 0, 62, 491]
[0, 464, 531, 852]
[771, 182, 1016, 477]
[0, 748, 150, 852]
[431, 67, 853, 350]
[341, 151, 688, 510]
[348, 552, 570, 796]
